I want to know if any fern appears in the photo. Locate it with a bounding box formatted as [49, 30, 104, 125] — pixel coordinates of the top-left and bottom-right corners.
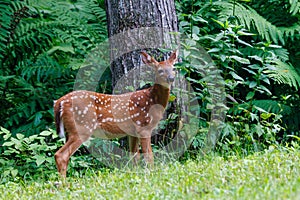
[86, 0, 107, 35]
[216, 1, 284, 44]
[216, 1, 300, 45]
[279, 23, 300, 39]
[252, 100, 292, 115]
[0, 0, 108, 135]
[264, 59, 300, 90]
[252, 99, 300, 132]
[242, 43, 290, 62]
[0, 2, 11, 60]
[289, 0, 300, 15]
[20, 55, 67, 82]
[0, 0, 26, 62]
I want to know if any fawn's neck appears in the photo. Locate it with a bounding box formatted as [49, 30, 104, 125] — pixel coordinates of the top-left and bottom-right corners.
[149, 83, 170, 108]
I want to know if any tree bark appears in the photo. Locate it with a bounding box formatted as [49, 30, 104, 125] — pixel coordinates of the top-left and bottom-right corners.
[105, 0, 182, 149]
[105, 0, 179, 86]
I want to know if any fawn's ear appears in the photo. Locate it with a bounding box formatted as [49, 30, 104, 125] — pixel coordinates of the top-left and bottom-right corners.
[168, 49, 178, 64]
[141, 51, 159, 67]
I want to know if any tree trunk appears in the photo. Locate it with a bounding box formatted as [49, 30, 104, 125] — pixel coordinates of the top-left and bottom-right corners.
[105, 0, 178, 86]
[105, 0, 185, 150]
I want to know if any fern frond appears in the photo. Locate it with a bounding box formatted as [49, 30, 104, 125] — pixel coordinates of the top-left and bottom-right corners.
[217, 1, 285, 44]
[86, 0, 107, 35]
[252, 99, 300, 131]
[0, 2, 12, 61]
[215, 1, 300, 44]
[19, 55, 65, 82]
[0, 0, 27, 62]
[242, 43, 290, 63]
[289, 0, 300, 15]
[278, 23, 300, 39]
[252, 99, 292, 115]
[264, 59, 300, 90]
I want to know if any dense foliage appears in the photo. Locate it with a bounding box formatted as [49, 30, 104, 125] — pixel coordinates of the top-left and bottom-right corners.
[0, 0, 300, 182]
[0, 0, 107, 135]
[176, 0, 300, 156]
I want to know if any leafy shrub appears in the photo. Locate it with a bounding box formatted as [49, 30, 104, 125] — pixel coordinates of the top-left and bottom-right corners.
[0, 127, 104, 183]
[0, 127, 59, 182]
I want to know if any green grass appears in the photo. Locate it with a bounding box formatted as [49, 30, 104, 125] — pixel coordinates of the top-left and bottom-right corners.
[1, 150, 300, 199]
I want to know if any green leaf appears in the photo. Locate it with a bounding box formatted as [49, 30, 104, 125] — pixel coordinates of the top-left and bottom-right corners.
[11, 169, 18, 177]
[237, 30, 256, 36]
[220, 54, 226, 62]
[47, 44, 75, 55]
[3, 142, 14, 147]
[208, 48, 221, 53]
[33, 112, 43, 126]
[258, 85, 272, 95]
[254, 123, 264, 137]
[248, 56, 263, 63]
[192, 33, 200, 40]
[169, 94, 176, 102]
[192, 26, 200, 35]
[34, 155, 46, 166]
[211, 18, 224, 28]
[230, 56, 250, 64]
[249, 81, 257, 88]
[183, 49, 191, 58]
[29, 135, 38, 141]
[0, 75, 15, 82]
[16, 133, 24, 140]
[191, 15, 208, 23]
[261, 113, 273, 120]
[243, 68, 256, 75]
[40, 130, 52, 136]
[253, 105, 267, 113]
[262, 77, 270, 85]
[246, 91, 255, 100]
[0, 127, 10, 135]
[224, 20, 229, 29]
[236, 38, 252, 47]
[250, 113, 259, 121]
[187, 77, 200, 83]
[3, 170, 10, 177]
[230, 71, 244, 81]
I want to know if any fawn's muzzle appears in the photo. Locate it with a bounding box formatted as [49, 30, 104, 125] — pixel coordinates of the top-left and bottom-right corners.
[167, 75, 175, 83]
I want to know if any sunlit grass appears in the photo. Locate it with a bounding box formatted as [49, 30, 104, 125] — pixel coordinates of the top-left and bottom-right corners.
[1, 149, 300, 199]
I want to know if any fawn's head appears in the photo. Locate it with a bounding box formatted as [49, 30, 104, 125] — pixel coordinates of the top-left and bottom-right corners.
[141, 50, 178, 87]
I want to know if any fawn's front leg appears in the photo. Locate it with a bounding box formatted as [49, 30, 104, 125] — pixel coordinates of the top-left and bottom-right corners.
[140, 137, 153, 166]
[128, 135, 140, 165]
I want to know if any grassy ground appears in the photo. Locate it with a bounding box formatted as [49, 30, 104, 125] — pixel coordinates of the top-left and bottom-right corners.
[1, 149, 300, 199]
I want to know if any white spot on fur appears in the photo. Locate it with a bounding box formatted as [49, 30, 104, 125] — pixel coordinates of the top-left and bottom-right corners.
[60, 100, 64, 117]
[59, 120, 65, 138]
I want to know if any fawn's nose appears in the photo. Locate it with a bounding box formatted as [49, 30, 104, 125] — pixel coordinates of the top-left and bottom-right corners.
[167, 75, 175, 83]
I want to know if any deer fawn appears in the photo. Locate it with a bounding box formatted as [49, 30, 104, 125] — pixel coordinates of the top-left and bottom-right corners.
[54, 50, 178, 177]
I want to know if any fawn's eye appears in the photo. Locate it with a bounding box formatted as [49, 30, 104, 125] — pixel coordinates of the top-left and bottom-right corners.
[158, 69, 164, 74]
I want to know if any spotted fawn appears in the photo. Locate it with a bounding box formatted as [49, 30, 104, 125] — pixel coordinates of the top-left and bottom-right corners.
[54, 50, 178, 177]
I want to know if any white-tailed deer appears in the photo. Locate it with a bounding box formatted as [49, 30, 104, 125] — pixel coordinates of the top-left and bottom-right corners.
[54, 50, 178, 177]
